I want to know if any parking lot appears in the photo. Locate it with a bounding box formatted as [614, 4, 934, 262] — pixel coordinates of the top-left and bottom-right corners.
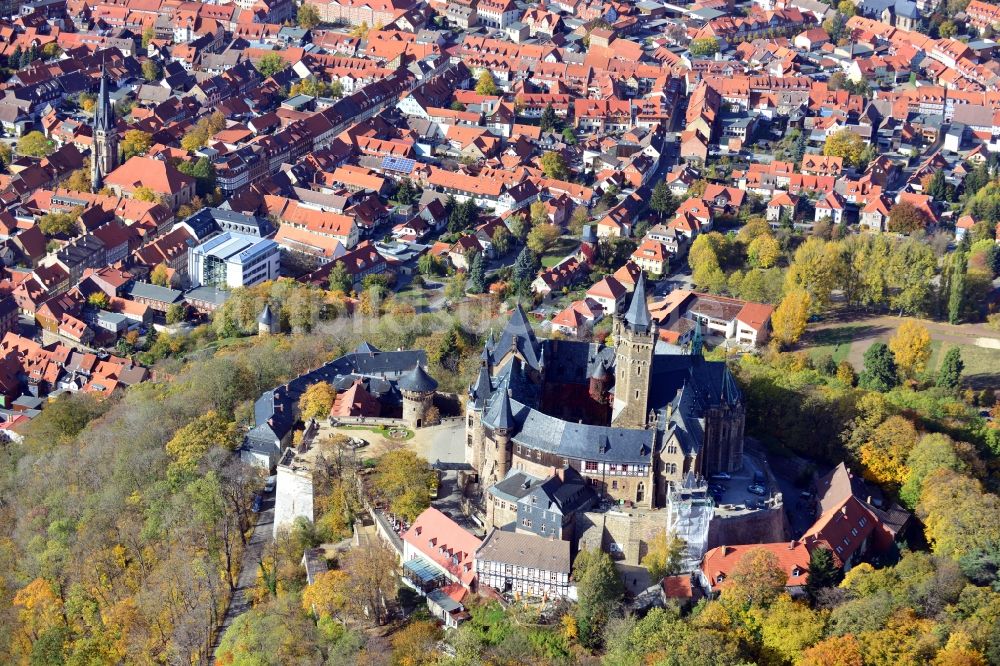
[709, 451, 781, 516]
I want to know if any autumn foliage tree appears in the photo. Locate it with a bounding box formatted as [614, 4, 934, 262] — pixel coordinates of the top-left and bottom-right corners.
[771, 288, 811, 348]
[888, 320, 931, 379]
[888, 201, 931, 234]
[373, 448, 434, 522]
[298, 381, 335, 421]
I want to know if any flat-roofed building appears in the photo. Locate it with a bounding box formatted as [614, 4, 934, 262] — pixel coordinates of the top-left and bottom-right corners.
[188, 232, 280, 289]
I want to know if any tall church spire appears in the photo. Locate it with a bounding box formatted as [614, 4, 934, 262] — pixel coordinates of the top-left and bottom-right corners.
[91, 63, 120, 191]
[623, 272, 652, 334]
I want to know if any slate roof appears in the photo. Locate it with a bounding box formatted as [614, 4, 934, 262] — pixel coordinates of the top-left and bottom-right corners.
[398, 363, 438, 392]
[624, 272, 652, 333]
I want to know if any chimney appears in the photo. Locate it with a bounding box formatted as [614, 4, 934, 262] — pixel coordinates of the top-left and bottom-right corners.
[788, 540, 796, 550]
[867, 495, 872, 505]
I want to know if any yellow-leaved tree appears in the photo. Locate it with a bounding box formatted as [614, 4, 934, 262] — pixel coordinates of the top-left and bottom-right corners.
[858, 415, 920, 487]
[298, 381, 335, 420]
[888, 320, 931, 379]
[771, 288, 811, 348]
[165, 410, 237, 474]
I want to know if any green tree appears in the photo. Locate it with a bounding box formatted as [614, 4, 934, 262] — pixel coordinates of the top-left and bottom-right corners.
[166, 303, 187, 324]
[936, 346, 964, 390]
[491, 225, 512, 257]
[467, 251, 486, 294]
[526, 222, 560, 255]
[859, 342, 898, 393]
[573, 549, 623, 648]
[327, 262, 352, 294]
[141, 59, 162, 82]
[900, 433, 970, 509]
[297, 2, 321, 28]
[176, 157, 217, 196]
[540, 151, 569, 180]
[255, 53, 287, 78]
[650, 181, 675, 220]
[539, 103, 558, 132]
[512, 247, 537, 294]
[395, 177, 419, 205]
[561, 127, 577, 145]
[689, 37, 720, 57]
[142, 26, 155, 49]
[806, 545, 842, 597]
[756, 594, 826, 664]
[38, 208, 81, 236]
[18, 131, 55, 157]
[150, 262, 171, 286]
[475, 70, 498, 95]
[948, 251, 967, 324]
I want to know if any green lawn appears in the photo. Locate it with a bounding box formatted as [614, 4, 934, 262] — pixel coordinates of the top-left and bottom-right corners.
[801, 325, 869, 364]
[933, 342, 1000, 390]
[540, 238, 579, 268]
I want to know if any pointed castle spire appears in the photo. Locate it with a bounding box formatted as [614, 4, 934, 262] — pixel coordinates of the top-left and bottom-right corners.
[691, 318, 703, 357]
[91, 62, 120, 191]
[623, 272, 652, 334]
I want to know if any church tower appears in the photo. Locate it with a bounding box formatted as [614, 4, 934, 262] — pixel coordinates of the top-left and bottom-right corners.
[612, 273, 656, 428]
[91, 65, 120, 192]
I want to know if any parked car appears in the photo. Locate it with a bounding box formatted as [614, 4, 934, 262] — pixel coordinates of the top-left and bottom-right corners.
[264, 475, 277, 493]
[747, 484, 767, 496]
[710, 472, 731, 480]
[752, 471, 766, 485]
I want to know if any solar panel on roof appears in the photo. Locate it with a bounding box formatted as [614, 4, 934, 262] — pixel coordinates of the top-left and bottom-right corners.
[381, 155, 415, 173]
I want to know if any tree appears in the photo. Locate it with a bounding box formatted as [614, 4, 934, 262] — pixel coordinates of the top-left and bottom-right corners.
[756, 594, 826, 664]
[142, 26, 155, 49]
[141, 59, 161, 82]
[255, 53, 287, 78]
[526, 222, 561, 255]
[64, 166, 91, 193]
[948, 251, 967, 324]
[650, 181, 675, 220]
[722, 548, 788, 607]
[327, 262, 352, 294]
[475, 70, 498, 96]
[467, 251, 486, 294]
[561, 127, 577, 145]
[87, 292, 110, 310]
[539, 103, 558, 132]
[390, 620, 441, 666]
[216, 594, 323, 664]
[748, 234, 781, 268]
[512, 247, 537, 294]
[900, 433, 971, 509]
[165, 410, 238, 474]
[823, 12, 848, 41]
[395, 177, 419, 205]
[859, 342, 898, 392]
[17, 131, 55, 157]
[121, 129, 152, 159]
[806, 546, 842, 597]
[573, 549, 623, 648]
[374, 448, 434, 522]
[38, 208, 80, 236]
[641, 531, 685, 581]
[888, 201, 931, 234]
[859, 415, 919, 486]
[166, 303, 187, 324]
[150, 262, 171, 287]
[917, 469, 1000, 565]
[299, 381, 335, 421]
[540, 151, 569, 180]
[569, 206, 589, 235]
[42, 43, 62, 60]
[690, 37, 720, 57]
[784, 237, 844, 311]
[936, 347, 963, 390]
[837, 360, 857, 386]
[133, 186, 158, 202]
[339, 539, 398, 626]
[824, 129, 867, 168]
[491, 225, 512, 257]
[297, 2, 321, 28]
[176, 156, 217, 196]
[349, 21, 370, 38]
[329, 80, 344, 98]
[799, 635, 864, 666]
[772, 289, 811, 347]
[888, 320, 931, 380]
[301, 569, 349, 620]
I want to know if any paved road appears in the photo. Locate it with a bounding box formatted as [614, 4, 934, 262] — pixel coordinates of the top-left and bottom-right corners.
[211, 491, 274, 660]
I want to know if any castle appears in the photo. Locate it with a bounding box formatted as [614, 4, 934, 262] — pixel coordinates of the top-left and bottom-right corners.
[466, 275, 745, 510]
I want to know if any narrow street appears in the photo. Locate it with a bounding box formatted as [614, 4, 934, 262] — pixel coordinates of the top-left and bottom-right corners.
[210, 490, 274, 660]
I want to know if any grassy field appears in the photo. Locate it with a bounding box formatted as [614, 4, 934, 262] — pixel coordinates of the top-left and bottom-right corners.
[540, 238, 579, 268]
[802, 325, 870, 364]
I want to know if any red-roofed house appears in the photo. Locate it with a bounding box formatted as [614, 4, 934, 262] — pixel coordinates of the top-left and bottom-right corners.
[104, 157, 196, 210]
[701, 541, 812, 597]
[650, 289, 773, 347]
[402, 507, 481, 591]
[586, 275, 628, 315]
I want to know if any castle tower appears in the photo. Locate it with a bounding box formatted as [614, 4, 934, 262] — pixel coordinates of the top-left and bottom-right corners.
[612, 273, 656, 428]
[258, 303, 279, 335]
[91, 64, 120, 192]
[467, 364, 492, 470]
[399, 363, 438, 428]
[486, 389, 515, 486]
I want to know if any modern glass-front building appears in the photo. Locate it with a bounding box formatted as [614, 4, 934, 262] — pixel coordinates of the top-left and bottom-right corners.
[187, 231, 280, 289]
